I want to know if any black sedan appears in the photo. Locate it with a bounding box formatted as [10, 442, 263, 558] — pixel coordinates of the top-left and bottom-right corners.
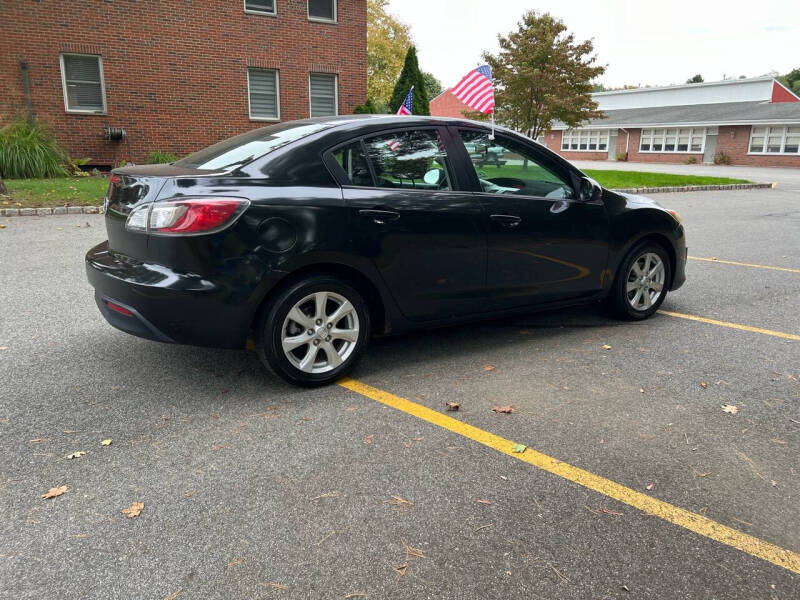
[86, 115, 686, 386]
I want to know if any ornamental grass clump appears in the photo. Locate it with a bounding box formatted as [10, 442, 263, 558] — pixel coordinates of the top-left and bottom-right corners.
[0, 117, 70, 178]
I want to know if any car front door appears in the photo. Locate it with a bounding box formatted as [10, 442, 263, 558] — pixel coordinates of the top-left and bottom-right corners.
[455, 128, 610, 310]
[329, 127, 487, 321]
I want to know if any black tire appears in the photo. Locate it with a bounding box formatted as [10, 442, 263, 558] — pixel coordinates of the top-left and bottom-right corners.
[609, 241, 671, 320]
[256, 275, 370, 387]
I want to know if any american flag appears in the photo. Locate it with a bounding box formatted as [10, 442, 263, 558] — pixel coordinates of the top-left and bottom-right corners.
[396, 86, 414, 115]
[451, 65, 495, 114]
[387, 138, 401, 151]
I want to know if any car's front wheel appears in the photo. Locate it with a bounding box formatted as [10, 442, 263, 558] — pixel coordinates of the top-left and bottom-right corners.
[610, 242, 671, 320]
[256, 276, 370, 386]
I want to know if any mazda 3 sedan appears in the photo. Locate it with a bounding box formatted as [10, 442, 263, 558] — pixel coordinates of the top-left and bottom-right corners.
[86, 115, 686, 386]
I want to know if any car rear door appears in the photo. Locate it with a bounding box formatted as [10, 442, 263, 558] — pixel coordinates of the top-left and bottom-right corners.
[327, 126, 487, 321]
[453, 128, 610, 310]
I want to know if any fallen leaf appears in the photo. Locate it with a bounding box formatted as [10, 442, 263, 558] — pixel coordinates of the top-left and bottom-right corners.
[700, 381, 708, 389]
[601, 344, 612, 350]
[639, 388, 645, 393]
[29, 438, 45, 444]
[645, 483, 654, 491]
[511, 443, 527, 453]
[394, 563, 408, 579]
[121, 501, 144, 518]
[482, 364, 495, 371]
[771, 480, 777, 487]
[413, 437, 424, 441]
[42, 485, 68, 499]
[384, 496, 413, 510]
[477, 499, 492, 505]
[363, 434, 374, 444]
[0, 346, 7, 351]
[401, 539, 425, 559]
[262, 582, 288, 590]
[492, 405, 515, 414]
[722, 404, 739, 414]
[100, 439, 112, 446]
[445, 402, 460, 411]
[66, 451, 86, 459]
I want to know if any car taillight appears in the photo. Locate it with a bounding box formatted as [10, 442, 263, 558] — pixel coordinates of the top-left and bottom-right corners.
[125, 198, 249, 235]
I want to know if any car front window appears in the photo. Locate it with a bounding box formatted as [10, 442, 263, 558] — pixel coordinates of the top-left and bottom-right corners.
[460, 130, 574, 199]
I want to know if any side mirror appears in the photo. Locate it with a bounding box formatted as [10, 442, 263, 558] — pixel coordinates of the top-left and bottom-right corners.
[579, 177, 602, 202]
[423, 168, 443, 185]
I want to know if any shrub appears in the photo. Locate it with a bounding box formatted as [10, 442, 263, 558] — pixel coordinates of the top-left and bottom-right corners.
[145, 150, 179, 164]
[684, 156, 697, 165]
[0, 117, 69, 178]
[713, 151, 731, 165]
[353, 98, 379, 114]
[615, 152, 627, 162]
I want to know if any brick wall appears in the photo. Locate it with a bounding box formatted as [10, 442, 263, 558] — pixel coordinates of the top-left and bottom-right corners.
[545, 125, 800, 167]
[0, 0, 367, 166]
[715, 126, 800, 167]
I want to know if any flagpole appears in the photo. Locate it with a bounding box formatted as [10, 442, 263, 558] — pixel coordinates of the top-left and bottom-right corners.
[490, 112, 495, 140]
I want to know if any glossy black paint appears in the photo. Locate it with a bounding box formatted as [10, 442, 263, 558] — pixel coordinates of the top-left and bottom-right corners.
[86, 115, 686, 349]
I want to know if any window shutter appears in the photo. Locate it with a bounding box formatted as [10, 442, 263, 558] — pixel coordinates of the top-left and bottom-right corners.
[245, 0, 275, 13]
[63, 55, 104, 111]
[249, 69, 278, 119]
[309, 73, 336, 117]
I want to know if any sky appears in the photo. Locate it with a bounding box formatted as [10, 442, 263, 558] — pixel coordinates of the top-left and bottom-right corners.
[386, 0, 799, 90]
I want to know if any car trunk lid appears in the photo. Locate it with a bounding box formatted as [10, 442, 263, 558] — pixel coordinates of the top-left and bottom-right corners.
[104, 164, 224, 259]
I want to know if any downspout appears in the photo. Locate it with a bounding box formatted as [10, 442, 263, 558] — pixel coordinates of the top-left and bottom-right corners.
[619, 128, 630, 160]
[20, 61, 34, 125]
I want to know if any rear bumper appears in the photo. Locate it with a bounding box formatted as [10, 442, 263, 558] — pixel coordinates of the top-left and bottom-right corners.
[85, 241, 271, 348]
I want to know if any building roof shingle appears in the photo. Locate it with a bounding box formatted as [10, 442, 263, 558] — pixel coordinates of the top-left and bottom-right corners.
[552, 100, 800, 130]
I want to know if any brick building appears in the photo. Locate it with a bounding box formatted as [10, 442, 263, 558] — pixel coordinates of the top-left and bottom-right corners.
[1, 0, 367, 167]
[542, 77, 800, 167]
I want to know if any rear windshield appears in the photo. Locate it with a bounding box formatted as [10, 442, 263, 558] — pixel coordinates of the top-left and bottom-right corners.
[174, 121, 333, 170]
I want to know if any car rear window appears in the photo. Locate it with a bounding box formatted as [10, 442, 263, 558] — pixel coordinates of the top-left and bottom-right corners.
[175, 121, 333, 170]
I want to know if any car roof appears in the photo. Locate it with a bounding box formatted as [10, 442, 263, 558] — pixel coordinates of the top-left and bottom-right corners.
[297, 114, 515, 136]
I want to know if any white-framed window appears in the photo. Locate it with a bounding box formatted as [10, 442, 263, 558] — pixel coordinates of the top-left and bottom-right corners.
[244, 0, 276, 15]
[749, 125, 800, 155]
[308, 0, 336, 22]
[60, 53, 106, 114]
[639, 127, 705, 153]
[247, 68, 280, 121]
[309, 73, 337, 117]
[560, 129, 609, 152]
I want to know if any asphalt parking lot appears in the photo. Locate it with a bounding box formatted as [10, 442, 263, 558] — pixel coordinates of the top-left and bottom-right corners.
[1, 188, 798, 599]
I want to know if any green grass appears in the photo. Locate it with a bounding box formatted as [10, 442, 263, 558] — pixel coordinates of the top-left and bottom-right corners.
[2, 177, 108, 208]
[583, 169, 750, 188]
[475, 164, 750, 189]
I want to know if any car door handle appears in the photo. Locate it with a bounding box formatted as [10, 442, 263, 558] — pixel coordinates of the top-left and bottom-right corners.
[359, 209, 400, 224]
[490, 214, 522, 227]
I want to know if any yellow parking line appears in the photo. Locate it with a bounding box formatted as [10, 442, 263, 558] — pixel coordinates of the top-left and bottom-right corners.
[658, 310, 800, 341]
[337, 377, 800, 574]
[688, 256, 800, 273]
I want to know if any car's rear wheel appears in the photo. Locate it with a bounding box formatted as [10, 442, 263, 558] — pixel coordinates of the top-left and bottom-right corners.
[610, 242, 671, 320]
[256, 275, 370, 386]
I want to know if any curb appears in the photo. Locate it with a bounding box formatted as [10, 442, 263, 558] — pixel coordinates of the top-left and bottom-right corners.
[1, 206, 103, 217]
[0, 182, 777, 217]
[610, 182, 774, 194]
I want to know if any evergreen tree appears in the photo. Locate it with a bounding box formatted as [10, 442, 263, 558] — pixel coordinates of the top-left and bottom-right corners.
[389, 46, 430, 115]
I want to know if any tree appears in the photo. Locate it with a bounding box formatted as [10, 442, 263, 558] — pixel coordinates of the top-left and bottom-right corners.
[389, 46, 430, 115]
[686, 74, 704, 84]
[421, 71, 443, 100]
[778, 68, 800, 95]
[483, 11, 605, 139]
[353, 98, 379, 114]
[367, 0, 413, 106]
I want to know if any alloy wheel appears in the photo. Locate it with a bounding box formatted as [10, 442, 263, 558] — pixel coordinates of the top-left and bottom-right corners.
[626, 252, 665, 311]
[280, 291, 360, 374]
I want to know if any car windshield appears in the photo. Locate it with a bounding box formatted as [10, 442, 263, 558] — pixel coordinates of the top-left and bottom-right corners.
[174, 121, 334, 170]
